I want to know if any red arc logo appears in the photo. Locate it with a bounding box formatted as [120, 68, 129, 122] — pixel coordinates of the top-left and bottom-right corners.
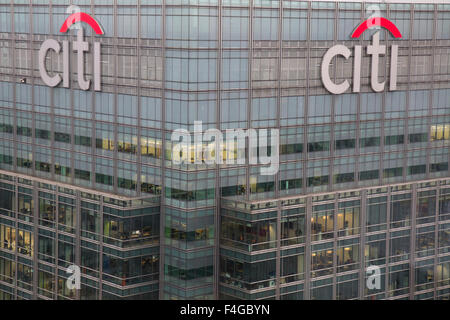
[351, 17, 402, 39]
[59, 12, 104, 35]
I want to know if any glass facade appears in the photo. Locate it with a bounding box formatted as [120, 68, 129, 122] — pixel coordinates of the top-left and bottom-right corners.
[0, 174, 160, 300]
[220, 181, 450, 300]
[0, 0, 449, 300]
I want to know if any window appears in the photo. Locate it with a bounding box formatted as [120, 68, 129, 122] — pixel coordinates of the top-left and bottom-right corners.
[221, 217, 277, 251]
[311, 281, 333, 300]
[367, 197, 387, 232]
[308, 141, 329, 153]
[415, 265, 434, 292]
[103, 213, 159, 243]
[384, 167, 403, 178]
[360, 137, 380, 148]
[334, 172, 354, 184]
[310, 3, 335, 41]
[337, 244, 359, 273]
[408, 164, 426, 176]
[36, 129, 50, 140]
[96, 173, 114, 186]
[75, 169, 90, 182]
[74, 119, 92, 148]
[311, 247, 333, 277]
[253, 5, 278, 41]
[38, 235, 54, 264]
[81, 247, 99, 274]
[308, 175, 329, 188]
[360, 170, 379, 181]
[417, 191, 436, 224]
[390, 232, 410, 262]
[440, 190, 450, 221]
[81, 205, 100, 240]
[416, 227, 435, 258]
[389, 263, 410, 297]
[17, 127, 31, 137]
[311, 204, 334, 241]
[17, 263, 32, 291]
[281, 254, 304, 283]
[18, 192, 33, 220]
[385, 135, 404, 145]
[17, 229, 33, 257]
[38, 270, 54, 298]
[431, 162, 448, 173]
[58, 241, 74, 265]
[39, 196, 56, 227]
[281, 213, 305, 246]
[0, 224, 15, 251]
[365, 235, 386, 265]
[0, 187, 14, 212]
[59, 200, 76, 233]
[281, 143, 303, 155]
[408, 133, 428, 144]
[390, 194, 411, 228]
[335, 139, 355, 150]
[55, 132, 70, 144]
[337, 278, 359, 300]
[337, 201, 360, 236]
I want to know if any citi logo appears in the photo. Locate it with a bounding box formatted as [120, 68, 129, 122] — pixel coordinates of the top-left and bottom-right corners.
[39, 12, 103, 91]
[321, 17, 402, 95]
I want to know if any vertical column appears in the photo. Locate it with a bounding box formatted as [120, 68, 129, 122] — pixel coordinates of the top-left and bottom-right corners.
[29, 4, 36, 178]
[433, 184, 440, 298]
[359, 189, 367, 299]
[302, 1, 311, 194]
[11, 0, 17, 173]
[40, 0, 56, 182]
[13, 181, 18, 298]
[274, 0, 283, 300]
[426, 4, 438, 180]
[214, 0, 222, 299]
[380, 5, 389, 187]
[354, 5, 364, 186]
[32, 181, 39, 299]
[90, 2, 96, 188]
[385, 187, 391, 298]
[329, 2, 338, 193]
[332, 196, 338, 299]
[304, 196, 312, 300]
[402, 4, 414, 181]
[75, 190, 81, 300]
[98, 195, 104, 300]
[245, 0, 253, 201]
[159, 0, 167, 300]
[136, 0, 142, 196]
[410, 183, 418, 299]
[112, 0, 118, 195]
[275, 201, 281, 299]
[54, 188, 59, 299]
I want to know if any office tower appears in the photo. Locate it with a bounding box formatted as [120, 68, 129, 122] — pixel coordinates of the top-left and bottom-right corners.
[0, 0, 449, 300]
